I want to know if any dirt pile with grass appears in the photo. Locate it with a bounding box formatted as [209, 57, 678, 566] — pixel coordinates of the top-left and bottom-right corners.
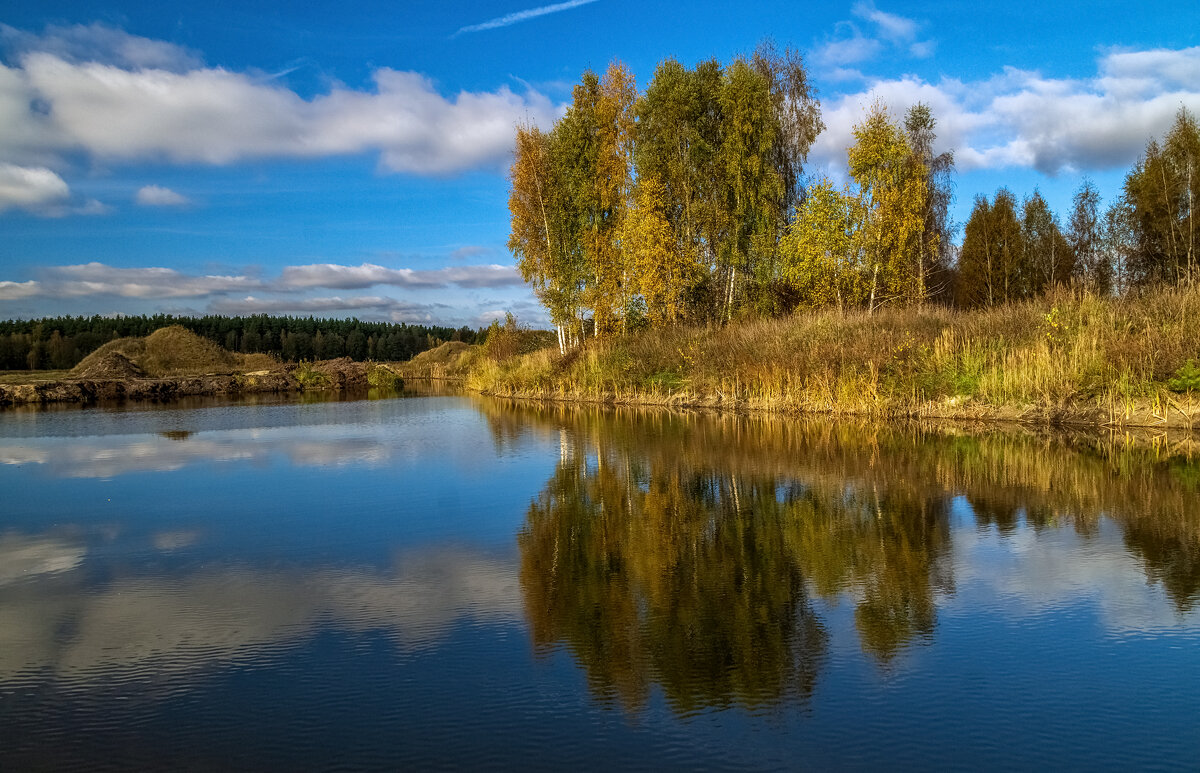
[466, 287, 1200, 429]
[73, 351, 146, 379]
[399, 341, 477, 378]
[73, 325, 244, 377]
[1, 325, 404, 407]
[399, 320, 555, 380]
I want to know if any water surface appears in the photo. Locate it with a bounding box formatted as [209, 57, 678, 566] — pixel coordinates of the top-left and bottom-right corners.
[2, 391, 1198, 770]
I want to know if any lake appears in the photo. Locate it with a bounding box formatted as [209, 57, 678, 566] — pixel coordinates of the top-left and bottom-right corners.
[2, 388, 1198, 771]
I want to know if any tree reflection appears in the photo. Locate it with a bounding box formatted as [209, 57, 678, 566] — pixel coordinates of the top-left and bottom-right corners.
[514, 407, 969, 713]
[491, 399, 1200, 714]
[520, 451, 828, 714]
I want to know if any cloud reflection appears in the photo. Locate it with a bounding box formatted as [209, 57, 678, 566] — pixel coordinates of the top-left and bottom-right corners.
[0, 544, 520, 683]
[0, 429, 399, 478]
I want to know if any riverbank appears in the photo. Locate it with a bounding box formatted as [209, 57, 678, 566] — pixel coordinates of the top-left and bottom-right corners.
[0, 359, 404, 407]
[0, 326, 403, 407]
[421, 287, 1200, 430]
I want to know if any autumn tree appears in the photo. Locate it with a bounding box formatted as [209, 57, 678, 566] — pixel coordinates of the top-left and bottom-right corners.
[635, 59, 727, 322]
[1123, 108, 1199, 287]
[847, 102, 927, 310]
[624, 176, 696, 325]
[718, 57, 784, 319]
[508, 124, 583, 352]
[589, 62, 638, 335]
[956, 189, 1024, 307]
[750, 40, 825, 231]
[779, 177, 865, 310]
[1067, 178, 1111, 295]
[903, 103, 955, 305]
[1102, 199, 1138, 296]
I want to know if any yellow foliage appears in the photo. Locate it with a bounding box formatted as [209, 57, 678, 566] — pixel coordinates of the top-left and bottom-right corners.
[626, 177, 697, 325]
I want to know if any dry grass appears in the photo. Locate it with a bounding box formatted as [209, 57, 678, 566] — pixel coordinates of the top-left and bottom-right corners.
[467, 286, 1200, 427]
[0, 370, 73, 385]
[71, 325, 278, 377]
[399, 324, 555, 380]
[398, 341, 479, 379]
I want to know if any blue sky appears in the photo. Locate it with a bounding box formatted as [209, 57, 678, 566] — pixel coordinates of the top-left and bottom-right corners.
[2, 1, 1198, 325]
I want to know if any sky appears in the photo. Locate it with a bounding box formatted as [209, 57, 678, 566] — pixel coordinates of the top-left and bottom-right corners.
[1, 0, 1198, 326]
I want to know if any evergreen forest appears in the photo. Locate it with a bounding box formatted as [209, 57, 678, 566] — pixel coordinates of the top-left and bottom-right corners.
[0, 314, 480, 371]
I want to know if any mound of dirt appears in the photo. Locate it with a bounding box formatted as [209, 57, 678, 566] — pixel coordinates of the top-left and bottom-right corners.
[310, 357, 369, 388]
[398, 341, 478, 379]
[72, 325, 243, 377]
[139, 326, 240, 375]
[73, 351, 146, 380]
[407, 341, 471, 366]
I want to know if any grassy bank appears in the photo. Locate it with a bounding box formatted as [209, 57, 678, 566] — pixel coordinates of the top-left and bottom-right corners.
[456, 287, 1200, 428]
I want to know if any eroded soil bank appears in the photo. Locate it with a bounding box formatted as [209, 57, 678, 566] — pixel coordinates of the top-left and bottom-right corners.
[0, 358, 400, 407]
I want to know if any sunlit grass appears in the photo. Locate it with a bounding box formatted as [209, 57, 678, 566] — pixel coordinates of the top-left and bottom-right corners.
[466, 286, 1200, 426]
[0, 370, 73, 384]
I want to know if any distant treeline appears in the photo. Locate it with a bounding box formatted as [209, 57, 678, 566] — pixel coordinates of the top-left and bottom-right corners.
[0, 314, 482, 371]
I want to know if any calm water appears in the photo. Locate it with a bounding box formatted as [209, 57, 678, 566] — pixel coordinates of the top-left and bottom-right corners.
[2, 390, 1198, 771]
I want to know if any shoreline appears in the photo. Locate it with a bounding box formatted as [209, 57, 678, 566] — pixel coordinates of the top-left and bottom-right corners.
[389, 370, 1200, 433]
[0, 359, 404, 408]
[3, 364, 1195, 435]
[396, 287, 1200, 433]
[0, 372, 299, 407]
[469, 383, 1200, 432]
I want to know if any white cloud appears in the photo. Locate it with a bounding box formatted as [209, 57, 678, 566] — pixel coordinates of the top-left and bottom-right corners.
[0, 261, 524, 305]
[279, 262, 523, 290]
[76, 198, 111, 215]
[852, 2, 917, 46]
[3, 46, 560, 176]
[42, 262, 260, 298]
[475, 309, 509, 325]
[0, 280, 41, 300]
[0, 163, 69, 211]
[455, 0, 599, 36]
[816, 33, 883, 68]
[0, 22, 201, 71]
[135, 184, 190, 207]
[439, 264, 523, 288]
[448, 245, 492, 261]
[811, 47, 1200, 176]
[815, 3, 932, 67]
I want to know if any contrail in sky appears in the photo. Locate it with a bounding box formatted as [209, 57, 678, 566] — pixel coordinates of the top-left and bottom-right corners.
[454, 0, 599, 36]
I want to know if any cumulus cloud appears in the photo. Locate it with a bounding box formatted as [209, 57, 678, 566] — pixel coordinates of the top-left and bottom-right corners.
[810, 47, 1200, 176]
[0, 260, 522, 305]
[41, 262, 261, 298]
[135, 184, 190, 206]
[0, 163, 69, 211]
[454, 0, 599, 36]
[279, 262, 523, 290]
[1, 31, 561, 175]
[0, 280, 41, 300]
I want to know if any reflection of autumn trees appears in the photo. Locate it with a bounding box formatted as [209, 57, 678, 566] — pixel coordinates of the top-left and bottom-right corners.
[520, 454, 828, 714]
[488, 400, 1200, 698]
[512, 404, 969, 712]
[788, 488, 952, 660]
